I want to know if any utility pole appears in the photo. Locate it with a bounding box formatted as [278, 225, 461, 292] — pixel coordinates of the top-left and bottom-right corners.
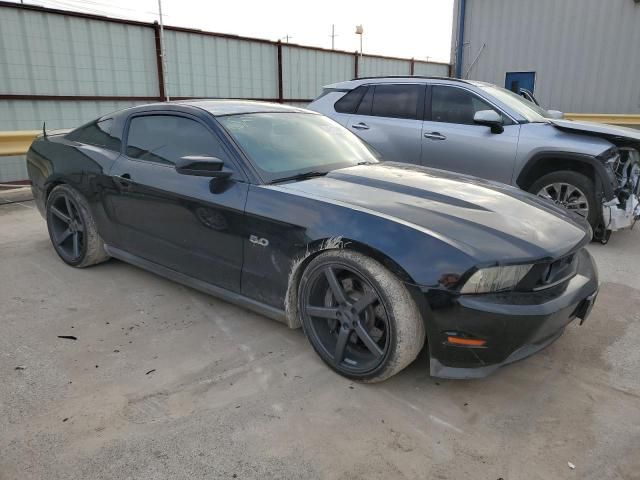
[330, 24, 337, 50]
[282, 34, 292, 43]
[157, 0, 169, 101]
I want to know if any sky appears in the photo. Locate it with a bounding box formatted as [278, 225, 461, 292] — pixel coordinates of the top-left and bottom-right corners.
[18, 0, 455, 63]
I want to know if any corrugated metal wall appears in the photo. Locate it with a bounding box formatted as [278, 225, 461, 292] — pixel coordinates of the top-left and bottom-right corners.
[456, 0, 640, 114]
[282, 47, 354, 100]
[164, 31, 278, 99]
[359, 57, 411, 77]
[0, 8, 158, 97]
[413, 61, 449, 77]
[0, 2, 450, 182]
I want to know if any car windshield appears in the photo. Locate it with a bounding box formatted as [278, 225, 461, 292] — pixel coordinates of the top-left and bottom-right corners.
[218, 112, 378, 182]
[478, 84, 550, 122]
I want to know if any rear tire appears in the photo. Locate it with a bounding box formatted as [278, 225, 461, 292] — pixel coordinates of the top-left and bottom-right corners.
[46, 184, 110, 268]
[298, 249, 425, 383]
[528, 170, 599, 231]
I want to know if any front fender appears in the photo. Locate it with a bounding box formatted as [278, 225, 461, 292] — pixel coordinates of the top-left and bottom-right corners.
[516, 151, 617, 200]
[242, 184, 476, 321]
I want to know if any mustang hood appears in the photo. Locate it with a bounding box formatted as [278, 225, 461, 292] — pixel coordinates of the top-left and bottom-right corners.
[551, 119, 640, 148]
[279, 163, 590, 262]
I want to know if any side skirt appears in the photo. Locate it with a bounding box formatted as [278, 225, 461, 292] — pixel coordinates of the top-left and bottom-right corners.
[104, 245, 287, 324]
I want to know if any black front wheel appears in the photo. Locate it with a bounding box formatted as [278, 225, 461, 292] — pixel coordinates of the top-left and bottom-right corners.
[298, 250, 425, 382]
[46, 184, 109, 268]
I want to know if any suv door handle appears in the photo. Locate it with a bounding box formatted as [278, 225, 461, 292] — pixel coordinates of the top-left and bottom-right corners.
[113, 174, 132, 189]
[424, 132, 446, 140]
[352, 122, 370, 130]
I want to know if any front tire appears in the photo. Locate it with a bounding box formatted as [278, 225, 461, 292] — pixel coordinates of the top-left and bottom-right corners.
[46, 184, 109, 268]
[529, 170, 599, 231]
[298, 250, 425, 383]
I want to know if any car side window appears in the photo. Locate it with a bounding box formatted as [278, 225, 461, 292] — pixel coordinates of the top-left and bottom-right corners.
[370, 84, 421, 120]
[431, 86, 507, 125]
[67, 119, 120, 151]
[334, 86, 367, 114]
[356, 86, 374, 115]
[125, 115, 230, 166]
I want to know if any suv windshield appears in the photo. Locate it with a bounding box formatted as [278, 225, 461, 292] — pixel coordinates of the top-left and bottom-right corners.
[218, 112, 378, 182]
[478, 84, 550, 122]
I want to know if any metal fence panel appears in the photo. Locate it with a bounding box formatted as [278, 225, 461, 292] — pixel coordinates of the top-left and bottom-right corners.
[282, 47, 354, 99]
[0, 99, 147, 131]
[413, 61, 449, 77]
[359, 57, 411, 77]
[164, 31, 278, 99]
[0, 8, 158, 97]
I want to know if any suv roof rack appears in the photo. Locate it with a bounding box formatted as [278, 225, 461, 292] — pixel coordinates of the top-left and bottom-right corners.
[350, 75, 471, 83]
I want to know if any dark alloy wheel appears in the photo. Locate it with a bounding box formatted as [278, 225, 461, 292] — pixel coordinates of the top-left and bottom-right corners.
[46, 184, 110, 268]
[48, 191, 86, 263]
[302, 264, 390, 374]
[298, 250, 425, 382]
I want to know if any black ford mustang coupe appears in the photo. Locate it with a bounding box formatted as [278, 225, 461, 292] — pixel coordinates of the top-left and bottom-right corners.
[27, 101, 599, 382]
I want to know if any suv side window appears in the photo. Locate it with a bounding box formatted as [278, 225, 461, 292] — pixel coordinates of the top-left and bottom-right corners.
[370, 84, 422, 120]
[67, 119, 120, 151]
[431, 86, 508, 125]
[125, 115, 230, 166]
[334, 86, 367, 113]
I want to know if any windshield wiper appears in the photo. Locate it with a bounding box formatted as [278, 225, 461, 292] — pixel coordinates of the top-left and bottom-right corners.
[270, 170, 329, 184]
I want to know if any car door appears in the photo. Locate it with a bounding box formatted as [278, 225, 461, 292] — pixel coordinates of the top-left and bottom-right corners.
[346, 83, 425, 164]
[420, 84, 521, 184]
[108, 111, 248, 292]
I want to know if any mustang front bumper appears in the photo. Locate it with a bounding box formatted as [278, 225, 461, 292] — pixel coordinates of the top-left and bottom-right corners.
[427, 249, 599, 379]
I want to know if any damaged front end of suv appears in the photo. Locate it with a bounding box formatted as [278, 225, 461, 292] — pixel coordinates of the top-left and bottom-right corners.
[551, 120, 640, 243]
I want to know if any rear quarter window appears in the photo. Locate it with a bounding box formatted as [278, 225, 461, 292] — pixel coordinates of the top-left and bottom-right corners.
[334, 86, 367, 113]
[67, 119, 120, 151]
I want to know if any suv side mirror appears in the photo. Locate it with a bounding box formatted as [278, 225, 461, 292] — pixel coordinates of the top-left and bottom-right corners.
[473, 110, 504, 134]
[175, 156, 232, 179]
[546, 110, 564, 120]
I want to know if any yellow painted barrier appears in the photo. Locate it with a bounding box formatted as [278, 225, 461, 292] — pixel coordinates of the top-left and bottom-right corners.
[564, 113, 640, 126]
[0, 130, 40, 156]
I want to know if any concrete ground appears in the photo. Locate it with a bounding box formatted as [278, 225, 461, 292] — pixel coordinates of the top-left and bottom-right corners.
[1, 191, 639, 480]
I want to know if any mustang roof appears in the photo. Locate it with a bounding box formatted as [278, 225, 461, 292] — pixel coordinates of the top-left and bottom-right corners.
[176, 99, 311, 116]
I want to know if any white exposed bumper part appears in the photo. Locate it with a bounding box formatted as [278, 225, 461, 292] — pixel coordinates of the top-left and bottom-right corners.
[603, 195, 640, 231]
[604, 148, 640, 232]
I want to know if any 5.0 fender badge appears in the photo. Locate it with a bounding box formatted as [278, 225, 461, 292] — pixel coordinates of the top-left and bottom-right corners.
[249, 235, 269, 247]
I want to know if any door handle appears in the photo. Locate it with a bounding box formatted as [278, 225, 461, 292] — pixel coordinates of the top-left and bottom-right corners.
[113, 174, 132, 189]
[352, 122, 370, 130]
[424, 132, 446, 140]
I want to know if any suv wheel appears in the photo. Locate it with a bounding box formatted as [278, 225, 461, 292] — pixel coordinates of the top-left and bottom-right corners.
[529, 171, 598, 231]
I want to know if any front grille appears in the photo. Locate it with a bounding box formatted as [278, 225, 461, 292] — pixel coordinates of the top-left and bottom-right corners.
[516, 253, 578, 292]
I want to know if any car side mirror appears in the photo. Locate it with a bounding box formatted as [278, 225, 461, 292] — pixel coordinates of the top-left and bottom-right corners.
[546, 110, 564, 120]
[175, 156, 232, 179]
[473, 110, 504, 134]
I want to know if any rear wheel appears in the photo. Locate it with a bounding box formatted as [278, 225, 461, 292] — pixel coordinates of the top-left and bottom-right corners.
[529, 170, 599, 231]
[46, 184, 109, 267]
[298, 250, 425, 382]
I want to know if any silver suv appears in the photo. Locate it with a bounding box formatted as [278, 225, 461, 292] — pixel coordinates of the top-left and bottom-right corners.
[309, 76, 640, 242]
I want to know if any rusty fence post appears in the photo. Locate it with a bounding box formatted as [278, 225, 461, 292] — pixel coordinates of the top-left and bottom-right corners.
[153, 21, 166, 101]
[354, 51, 359, 79]
[277, 41, 284, 103]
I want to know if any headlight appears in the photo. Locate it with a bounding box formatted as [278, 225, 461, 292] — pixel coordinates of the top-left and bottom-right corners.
[460, 264, 533, 294]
